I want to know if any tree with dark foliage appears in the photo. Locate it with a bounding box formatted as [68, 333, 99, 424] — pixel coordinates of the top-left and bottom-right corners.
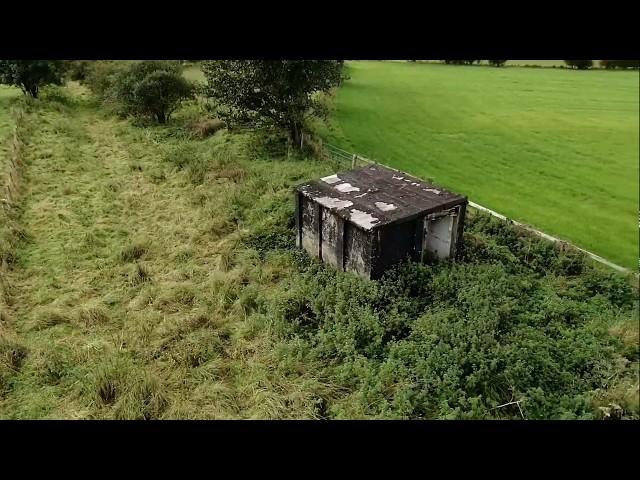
[488, 60, 507, 67]
[65, 60, 93, 81]
[110, 61, 194, 123]
[443, 60, 480, 65]
[600, 60, 640, 69]
[132, 70, 194, 123]
[201, 60, 345, 147]
[0, 60, 65, 98]
[564, 60, 593, 70]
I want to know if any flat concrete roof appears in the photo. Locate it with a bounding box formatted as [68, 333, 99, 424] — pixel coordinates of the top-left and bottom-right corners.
[296, 164, 467, 231]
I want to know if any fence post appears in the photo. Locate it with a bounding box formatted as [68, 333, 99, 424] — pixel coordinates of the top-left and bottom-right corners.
[300, 132, 304, 150]
[351, 154, 357, 169]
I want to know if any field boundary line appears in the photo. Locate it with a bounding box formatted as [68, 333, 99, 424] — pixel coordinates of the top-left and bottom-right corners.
[467, 201, 633, 274]
[314, 137, 636, 276]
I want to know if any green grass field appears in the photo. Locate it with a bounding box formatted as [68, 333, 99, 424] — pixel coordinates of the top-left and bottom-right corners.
[323, 61, 639, 268]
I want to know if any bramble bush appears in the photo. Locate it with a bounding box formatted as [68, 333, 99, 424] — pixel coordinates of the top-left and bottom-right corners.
[263, 212, 638, 419]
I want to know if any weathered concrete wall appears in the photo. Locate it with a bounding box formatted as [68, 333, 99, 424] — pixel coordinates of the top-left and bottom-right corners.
[344, 223, 372, 278]
[301, 197, 319, 257]
[321, 209, 340, 267]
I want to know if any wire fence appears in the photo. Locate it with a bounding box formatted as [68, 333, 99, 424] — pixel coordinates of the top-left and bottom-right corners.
[221, 124, 635, 275]
[300, 131, 377, 170]
[304, 133, 635, 276]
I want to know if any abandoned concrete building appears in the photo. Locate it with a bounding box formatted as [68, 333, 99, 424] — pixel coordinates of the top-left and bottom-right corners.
[294, 164, 468, 279]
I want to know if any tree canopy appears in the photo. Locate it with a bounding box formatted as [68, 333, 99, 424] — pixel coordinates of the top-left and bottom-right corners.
[109, 61, 194, 123]
[201, 60, 345, 147]
[565, 60, 593, 70]
[0, 60, 65, 98]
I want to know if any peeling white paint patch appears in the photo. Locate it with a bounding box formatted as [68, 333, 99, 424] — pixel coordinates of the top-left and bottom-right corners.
[404, 179, 412, 183]
[349, 209, 379, 230]
[411, 182, 419, 186]
[334, 183, 360, 193]
[354, 192, 368, 198]
[423, 188, 441, 194]
[321, 174, 341, 185]
[375, 202, 397, 212]
[392, 175, 404, 180]
[315, 196, 353, 209]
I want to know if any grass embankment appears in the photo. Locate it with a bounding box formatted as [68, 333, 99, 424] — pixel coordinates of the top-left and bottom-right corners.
[0, 82, 637, 419]
[323, 61, 639, 269]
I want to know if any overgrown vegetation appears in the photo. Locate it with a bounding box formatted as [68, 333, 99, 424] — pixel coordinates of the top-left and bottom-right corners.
[0, 65, 637, 420]
[83, 60, 133, 98]
[267, 213, 638, 419]
[64, 60, 93, 82]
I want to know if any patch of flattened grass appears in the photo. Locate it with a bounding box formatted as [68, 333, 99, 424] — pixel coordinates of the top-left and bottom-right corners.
[28, 307, 71, 331]
[77, 302, 110, 327]
[113, 372, 168, 420]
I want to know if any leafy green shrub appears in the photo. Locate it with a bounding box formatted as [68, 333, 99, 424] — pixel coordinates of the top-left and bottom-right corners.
[64, 60, 93, 81]
[83, 61, 132, 98]
[575, 270, 635, 308]
[110, 61, 194, 123]
[245, 228, 295, 258]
